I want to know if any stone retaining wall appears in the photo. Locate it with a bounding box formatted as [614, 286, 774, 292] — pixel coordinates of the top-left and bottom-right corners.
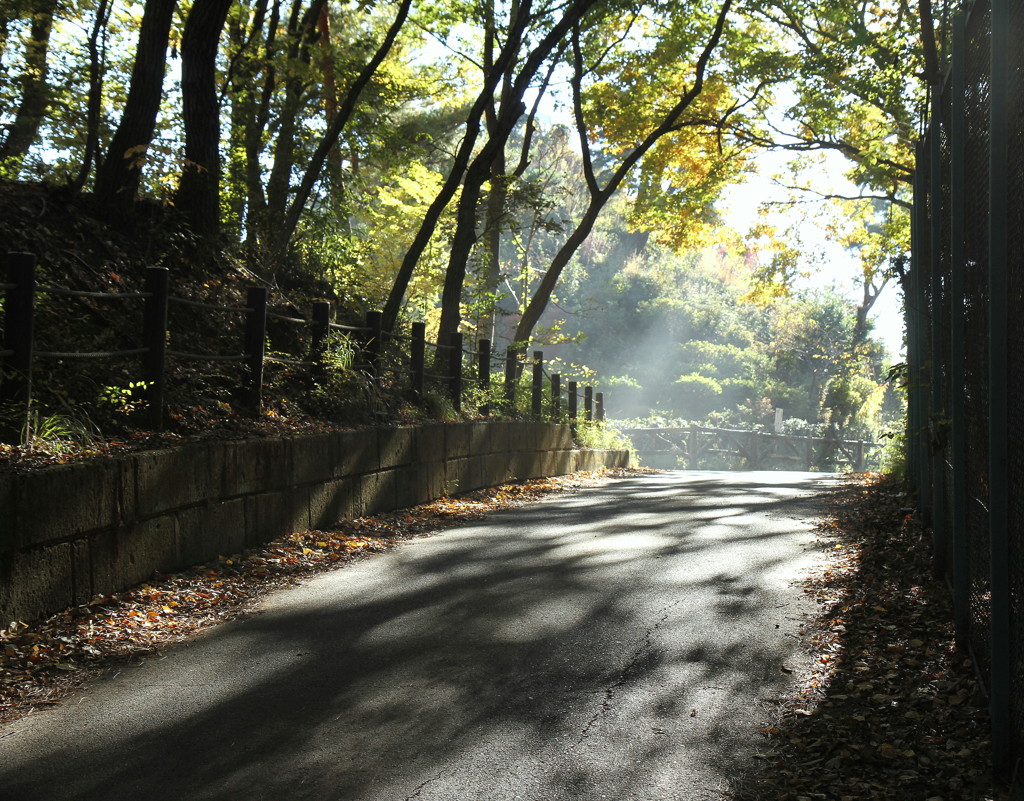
[0, 423, 628, 623]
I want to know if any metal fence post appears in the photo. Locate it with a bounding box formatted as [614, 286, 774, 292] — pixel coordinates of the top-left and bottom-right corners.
[244, 287, 268, 415]
[949, 12, 971, 648]
[478, 338, 491, 416]
[1, 252, 36, 442]
[447, 332, 463, 413]
[142, 266, 169, 429]
[531, 351, 543, 419]
[988, 0, 1011, 773]
[928, 95, 949, 574]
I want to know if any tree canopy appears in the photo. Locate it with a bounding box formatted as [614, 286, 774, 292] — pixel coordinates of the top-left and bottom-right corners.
[0, 0, 928, 432]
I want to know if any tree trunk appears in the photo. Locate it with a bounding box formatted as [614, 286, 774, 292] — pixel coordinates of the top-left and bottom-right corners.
[379, 0, 535, 334]
[176, 0, 234, 240]
[264, 0, 326, 256]
[275, 0, 412, 261]
[435, 0, 600, 341]
[243, 0, 280, 248]
[511, 0, 732, 349]
[69, 0, 112, 195]
[0, 0, 58, 168]
[93, 0, 177, 219]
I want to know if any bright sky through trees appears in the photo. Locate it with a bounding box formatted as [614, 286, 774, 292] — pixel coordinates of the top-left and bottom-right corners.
[717, 148, 905, 357]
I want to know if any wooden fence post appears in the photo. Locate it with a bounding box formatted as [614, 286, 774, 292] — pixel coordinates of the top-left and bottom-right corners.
[447, 332, 463, 413]
[244, 287, 268, 415]
[410, 321, 425, 400]
[551, 373, 561, 421]
[584, 385, 593, 422]
[310, 300, 331, 361]
[365, 310, 383, 382]
[478, 338, 491, 416]
[568, 380, 578, 440]
[531, 351, 543, 419]
[503, 345, 519, 415]
[595, 392, 605, 422]
[1, 252, 37, 442]
[142, 266, 169, 429]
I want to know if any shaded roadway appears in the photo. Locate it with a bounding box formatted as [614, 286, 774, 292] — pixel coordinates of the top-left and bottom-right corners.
[0, 470, 833, 800]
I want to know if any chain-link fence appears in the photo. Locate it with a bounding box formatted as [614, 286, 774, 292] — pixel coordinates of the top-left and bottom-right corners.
[911, 0, 1024, 776]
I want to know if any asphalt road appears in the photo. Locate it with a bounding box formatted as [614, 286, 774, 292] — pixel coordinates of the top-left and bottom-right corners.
[0, 470, 833, 801]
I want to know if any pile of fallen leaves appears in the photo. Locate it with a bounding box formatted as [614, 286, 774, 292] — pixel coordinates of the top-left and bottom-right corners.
[0, 468, 643, 724]
[733, 473, 1002, 801]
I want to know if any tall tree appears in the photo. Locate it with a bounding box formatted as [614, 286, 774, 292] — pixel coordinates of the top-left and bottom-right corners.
[511, 0, 735, 350]
[275, 0, 414, 260]
[420, 0, 604, 340]
[93, 0, 178, 220]
[176, 0, 234, 239]
[68, 0, 113, 194]
[380, 0, 545, 333]
[0, 0, 58, 169]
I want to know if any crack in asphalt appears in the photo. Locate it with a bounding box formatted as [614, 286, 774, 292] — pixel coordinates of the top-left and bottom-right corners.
[571, 598, 684, 748]
[403, 770, 445, 801]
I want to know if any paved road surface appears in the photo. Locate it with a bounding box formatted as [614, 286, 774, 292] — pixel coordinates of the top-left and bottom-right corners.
[0, 470, 832, 801]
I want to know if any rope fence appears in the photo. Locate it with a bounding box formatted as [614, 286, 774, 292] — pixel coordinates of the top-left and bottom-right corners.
[0, 252, 609, 441]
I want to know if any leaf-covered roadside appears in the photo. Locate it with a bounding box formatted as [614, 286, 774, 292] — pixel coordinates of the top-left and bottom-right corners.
[732, 473, 1002, 801]
[1, 468, 649, 725]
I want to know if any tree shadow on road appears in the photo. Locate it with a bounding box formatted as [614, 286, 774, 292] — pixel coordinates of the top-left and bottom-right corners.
[1, 471, 833, 801]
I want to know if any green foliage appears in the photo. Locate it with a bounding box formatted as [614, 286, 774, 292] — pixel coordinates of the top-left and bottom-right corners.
[21, 410, 94, 454]
[98, 381, 152, 416]
[575, 419, 635, 460]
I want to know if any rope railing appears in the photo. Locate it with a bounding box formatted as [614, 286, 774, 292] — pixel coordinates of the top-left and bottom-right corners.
[266, 310, 309, 325]
[165, 350, 248, 362]
[38, 285, 151, 301]
[36, 347, 149, 359]
[167, 295, 248, 314]
[0, 250, 610, 442]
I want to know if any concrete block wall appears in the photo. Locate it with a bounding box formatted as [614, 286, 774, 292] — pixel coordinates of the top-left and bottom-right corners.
[0, 423, 628, 624]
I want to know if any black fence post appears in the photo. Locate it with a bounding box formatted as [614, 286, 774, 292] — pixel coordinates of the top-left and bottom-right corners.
[988, 0, 1011, 773]
[447, 332, 463, 414]
[142, 266, 169, 429]
[478, 338, 491, 416]
[928, 90, 949, 575]
[949, 11, 970, 651]
[365, 310, 383, 383]
[568, 380, 578, 441]
[504, 345, 519, 416]
[310, 300, 331, 361]
[244, 287, 268, 415]
[531, 351, 543, 419]
[1, 252, 37, 442]
[595, 392, 605, 422]
[410, 322, 425, 400]
[551, 373, 561, 421]
[584, 385, 593, 422]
